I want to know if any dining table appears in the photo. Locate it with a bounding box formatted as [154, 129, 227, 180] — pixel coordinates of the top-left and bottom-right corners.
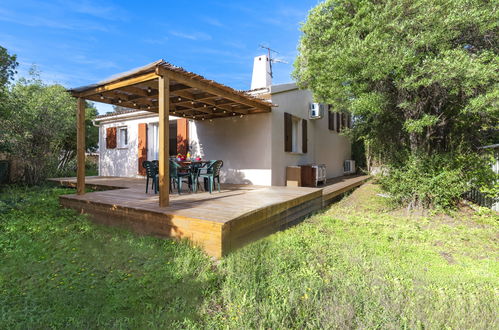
[175, 159, 211, 192]
[175, 159, 210, 165]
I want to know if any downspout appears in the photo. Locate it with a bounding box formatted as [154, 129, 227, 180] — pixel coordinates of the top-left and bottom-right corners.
[92, 119, 101, 176]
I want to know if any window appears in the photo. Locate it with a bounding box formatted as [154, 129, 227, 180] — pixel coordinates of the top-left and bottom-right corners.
[284, 112, 307, 153]
[147, 123, 158, 160]
[328, 108, 344, 132]
[328, 106, 335, 131]
[117, 127, 128, 148]
[291, 117, 302, 153]
[146, 121, 181, 161]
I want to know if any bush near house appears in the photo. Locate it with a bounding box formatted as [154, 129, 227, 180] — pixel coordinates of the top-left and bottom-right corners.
[378, 152, 498, 209]
[0, 68, 99, 184]
[294, 0, 499, 209]
[1, 183, 497, 328]
[0, 46, 99, 184]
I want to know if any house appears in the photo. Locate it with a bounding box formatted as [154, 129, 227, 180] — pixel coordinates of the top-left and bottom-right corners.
[94, 55, 352, 186]
[59, 57, 368, 257]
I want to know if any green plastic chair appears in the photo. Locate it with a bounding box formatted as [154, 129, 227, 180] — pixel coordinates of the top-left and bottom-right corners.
[199, 160, 223, 193]
[170, 160, 190, 194]
[189, 162, 205, 193]
[142, 161, 158, 194]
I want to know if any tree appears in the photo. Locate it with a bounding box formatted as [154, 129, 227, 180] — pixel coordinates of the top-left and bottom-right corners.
[0, 69, 98, 184]
[112, 105, 133, 113]
[294, 0, 498, 160]
[58, 102, 99, 171]
[294, 0, 498, 208]
[0, 45, 17, 89]
[0, 46, 18, 148]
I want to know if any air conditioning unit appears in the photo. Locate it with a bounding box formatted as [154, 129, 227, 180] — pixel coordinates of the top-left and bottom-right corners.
[343, 160, 356, 174]
[312, 164, 327, 186]
[309, 103, 325, 119]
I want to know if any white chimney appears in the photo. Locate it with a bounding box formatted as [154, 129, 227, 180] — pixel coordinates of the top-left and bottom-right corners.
[250, 54, 272, 90]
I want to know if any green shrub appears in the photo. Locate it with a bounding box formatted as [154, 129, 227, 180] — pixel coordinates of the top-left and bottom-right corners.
[0, 71, 98, 185]
[379, 153, 497, 209]
[55, 158, 97, 177]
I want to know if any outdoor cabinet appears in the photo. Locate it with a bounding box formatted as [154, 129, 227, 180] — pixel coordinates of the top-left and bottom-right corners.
[300, 165, 317, 187]
[286, 165, 317, 187]
[286, 166, 302, 187]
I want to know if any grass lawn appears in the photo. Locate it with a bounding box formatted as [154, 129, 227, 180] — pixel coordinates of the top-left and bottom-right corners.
[1, 183, 497, 328]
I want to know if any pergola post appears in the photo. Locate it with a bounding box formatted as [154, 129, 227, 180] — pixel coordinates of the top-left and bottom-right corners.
[76, 97, 86, 195]
[158, 74, 170, 207]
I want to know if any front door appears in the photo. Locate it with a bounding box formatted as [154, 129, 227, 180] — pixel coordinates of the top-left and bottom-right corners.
[147, 121, 179, 161]
[147, 123, 159, 161]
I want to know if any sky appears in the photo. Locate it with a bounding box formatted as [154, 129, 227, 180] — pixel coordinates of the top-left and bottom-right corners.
[0, 0, 320, 114]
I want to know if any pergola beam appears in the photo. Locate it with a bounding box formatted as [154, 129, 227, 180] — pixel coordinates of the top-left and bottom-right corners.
[74, 72, 159, 98]
[119, 86, 156, 97]
[157, 67, 270, 112]
[171, 84, 194, 92]
[176, 104, 214, 114]
[173, 89, 249, 114]
[87, 89, 258, 118]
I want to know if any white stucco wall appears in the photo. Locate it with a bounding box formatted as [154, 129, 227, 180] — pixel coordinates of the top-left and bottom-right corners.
[269, 83, 351, 186]
[312, 112, 352, 178]
[97, 84, 351, 186]
[189, 113, 272, 186]
[98, 114, 174, 177]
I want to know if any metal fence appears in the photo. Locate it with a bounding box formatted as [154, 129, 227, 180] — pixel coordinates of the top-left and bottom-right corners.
[464, 189, 498, 211]
[464, 147, 498, 211]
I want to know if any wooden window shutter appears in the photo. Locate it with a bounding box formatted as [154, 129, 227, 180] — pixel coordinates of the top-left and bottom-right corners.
[284, 112, 292, 152]
[176, 118, 189, 155]
[138, 123, 147, 175]
[106, 127, 117, 149]
[302, 119, 308, 153]
[169, 122, 177, 156]
[336, 113, 341, 133]
[328, 107, 334, 131]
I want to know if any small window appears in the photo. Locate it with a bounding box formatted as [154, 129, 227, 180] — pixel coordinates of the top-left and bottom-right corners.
[284, 112, 307, 154]
[117, 127, 128, 148]
[291, 117, 302, 153]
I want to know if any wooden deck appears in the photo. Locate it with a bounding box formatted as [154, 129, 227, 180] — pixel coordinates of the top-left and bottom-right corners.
[49, 175, 369, 258]
[322, 175, 371, 205]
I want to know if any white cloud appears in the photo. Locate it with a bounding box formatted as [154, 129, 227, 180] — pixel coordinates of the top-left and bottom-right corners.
[71, 55, 119, 70]
[278, 6, 309, 19]
[169, 30, 212, 41]
[58, 0, 130, 21]
[143, 37, 169, 45]
[0, 7, 110, 31]
[224, 40, 247, 50]
[202, 17, 224, 27]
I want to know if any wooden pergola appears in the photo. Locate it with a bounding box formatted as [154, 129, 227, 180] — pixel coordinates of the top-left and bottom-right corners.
[69, 60, 272, 207]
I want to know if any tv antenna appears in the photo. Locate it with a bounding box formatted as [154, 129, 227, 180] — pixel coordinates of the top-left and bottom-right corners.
[259, 44, 288, 78]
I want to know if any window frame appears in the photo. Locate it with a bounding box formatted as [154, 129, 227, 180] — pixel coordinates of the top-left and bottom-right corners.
[117, 126, 129, 149]
[284, 112, 307, 154]
[291, 116, 302, 153]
